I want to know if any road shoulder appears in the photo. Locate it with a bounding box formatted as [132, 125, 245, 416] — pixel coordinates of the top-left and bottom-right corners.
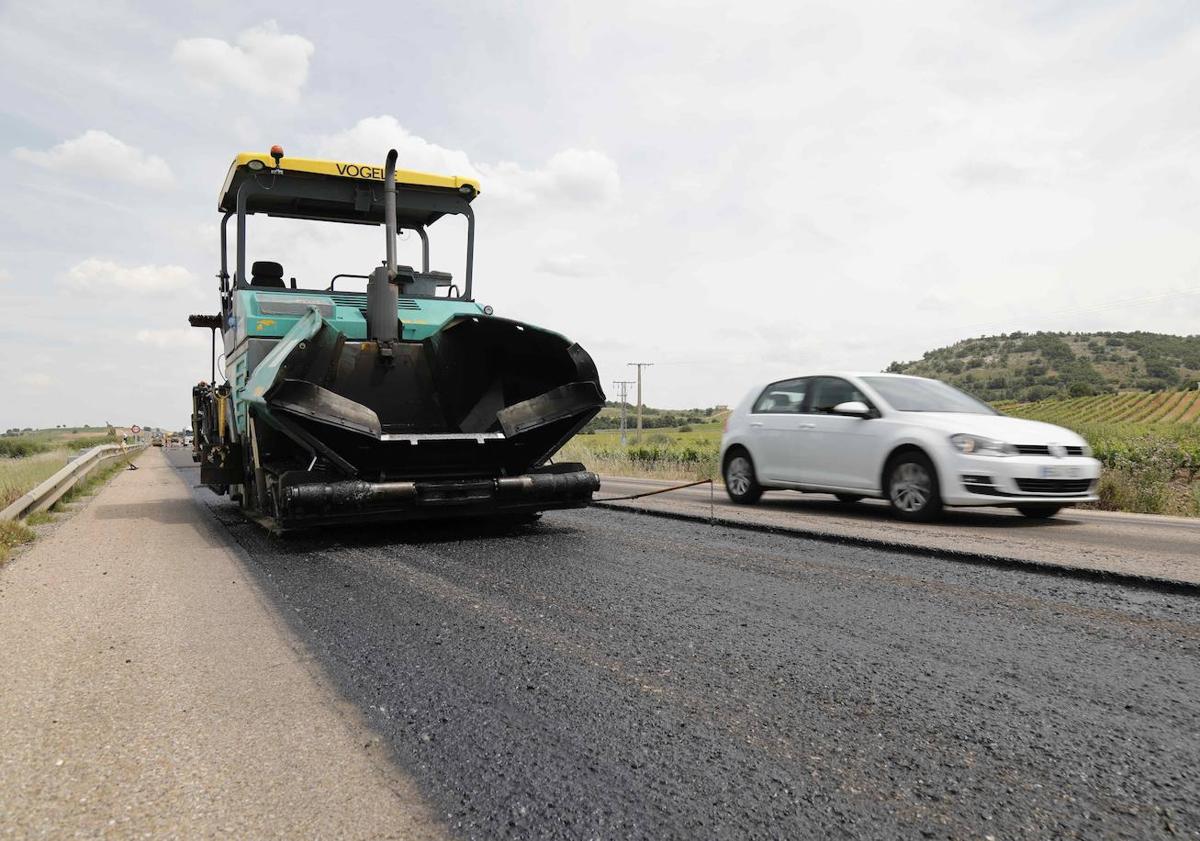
[597, 475, 1200, 589]
[0, 448, 445, 840]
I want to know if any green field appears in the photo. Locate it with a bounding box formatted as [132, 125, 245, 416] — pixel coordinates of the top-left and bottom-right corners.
[0, 426, 119, 458]
[0, 427, 118, 518]
[562, 391, 1200, 516]
[0, 428, 120, 509]
[0, 448, 70, 510]
[992, 390, 1200, 462]
[0, 427, 133, 562]
[994, 389, 1200, 474]
[993, 389, 1200, 426]
[560, 411, 726, 480]
[992, 390, 1200, 516]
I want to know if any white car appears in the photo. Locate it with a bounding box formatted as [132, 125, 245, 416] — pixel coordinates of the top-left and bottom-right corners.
[720, 373, 1101, 520]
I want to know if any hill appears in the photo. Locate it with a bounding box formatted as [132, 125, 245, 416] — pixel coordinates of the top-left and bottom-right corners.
[887, 331, 1200, 403]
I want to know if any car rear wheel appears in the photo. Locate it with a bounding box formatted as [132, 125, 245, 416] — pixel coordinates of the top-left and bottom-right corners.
[1017, 505, 1063, 519]
[886, 452, 943, 521]
[724, 451, 763, 505]
[834, 494, 863, 504]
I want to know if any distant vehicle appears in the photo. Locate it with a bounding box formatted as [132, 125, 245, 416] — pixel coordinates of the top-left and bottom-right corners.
[720, 373, 1101, 520]
[151, 434, 164, 447]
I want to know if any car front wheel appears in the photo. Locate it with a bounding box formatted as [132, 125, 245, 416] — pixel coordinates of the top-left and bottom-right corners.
[724, 451, 763, 505]
[886, 452, 943, 521]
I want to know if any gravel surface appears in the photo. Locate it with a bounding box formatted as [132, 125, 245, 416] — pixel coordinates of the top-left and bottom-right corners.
[1, 449, 445, 840]
[176, 453, 1200, 840]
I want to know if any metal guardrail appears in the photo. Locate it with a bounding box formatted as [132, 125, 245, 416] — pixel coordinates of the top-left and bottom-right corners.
[0, 444, 146, 522]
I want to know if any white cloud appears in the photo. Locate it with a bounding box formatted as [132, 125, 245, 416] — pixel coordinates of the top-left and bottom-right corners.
[317, 116, 477, 177]
[317, 116, 620, 209]
[17, 372, 53, 389]
[544, 149, 620, 206]
[12, 130, 174, 189]
[536, 254, 600, 277]
[172, 21, 314, 102]
[135, 328, 207, 349]
[952, 159, 1032, 189]
[0, 268, 11, 283]
[64, 259, 194, 293]
[484, 149, 620, 208]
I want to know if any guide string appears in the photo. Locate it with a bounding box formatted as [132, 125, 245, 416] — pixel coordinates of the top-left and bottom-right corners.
[591, 478, 716, 523]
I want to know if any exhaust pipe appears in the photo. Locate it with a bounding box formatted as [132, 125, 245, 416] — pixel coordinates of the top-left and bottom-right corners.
[383, 148, 398, 279]
[367, 149, 400, 343]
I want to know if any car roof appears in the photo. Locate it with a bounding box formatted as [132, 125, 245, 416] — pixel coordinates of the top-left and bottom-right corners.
[740, 372, 933, 405]
[754, 371, 928, 385]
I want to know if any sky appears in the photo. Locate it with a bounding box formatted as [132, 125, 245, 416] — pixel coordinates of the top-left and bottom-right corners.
[1, 0, 1199, 429]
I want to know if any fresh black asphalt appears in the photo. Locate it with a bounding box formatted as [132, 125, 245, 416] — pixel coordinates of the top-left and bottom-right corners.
[172, 452, 1200, 840]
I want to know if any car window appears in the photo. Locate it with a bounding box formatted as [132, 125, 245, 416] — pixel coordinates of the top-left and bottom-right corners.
[752, 378, 809, 413]
[808, 377, 868, 414]
[860, 376, 996, 414]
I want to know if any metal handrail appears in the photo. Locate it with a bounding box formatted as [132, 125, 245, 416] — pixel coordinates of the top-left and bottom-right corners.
[327, 273, 370, 291]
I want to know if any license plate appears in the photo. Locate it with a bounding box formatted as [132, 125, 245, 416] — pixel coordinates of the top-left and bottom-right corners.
[1040, 465, 1082, 479]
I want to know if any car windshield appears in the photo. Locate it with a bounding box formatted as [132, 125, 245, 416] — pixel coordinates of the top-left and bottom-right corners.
[862, 376, 996, 414]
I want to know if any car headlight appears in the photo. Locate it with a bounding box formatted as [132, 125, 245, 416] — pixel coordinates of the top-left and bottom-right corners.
[950, 433, 1017, 456]
[1081, 442, 1093, 458]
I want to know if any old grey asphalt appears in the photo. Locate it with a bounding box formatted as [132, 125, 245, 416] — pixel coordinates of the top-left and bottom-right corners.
[598, 476, 1200, 586]
[170, 449, 1200, 840]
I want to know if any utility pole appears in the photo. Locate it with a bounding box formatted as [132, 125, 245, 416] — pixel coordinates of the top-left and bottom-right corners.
[627, 362, 654, 442]
[612, 380, 635, 445]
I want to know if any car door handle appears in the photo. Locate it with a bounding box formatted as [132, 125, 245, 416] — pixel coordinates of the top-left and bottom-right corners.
[750, 421, 764, 427]
[798, 423, 816, 429]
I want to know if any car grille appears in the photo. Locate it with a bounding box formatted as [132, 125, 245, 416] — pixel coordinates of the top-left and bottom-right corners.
[1013, 444, 1085, 456]
[1014, 478, 1094, 495]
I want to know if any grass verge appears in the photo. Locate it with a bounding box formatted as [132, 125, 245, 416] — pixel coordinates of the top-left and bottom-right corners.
[1085, 435, 1200, 516]
[558, 440, 719, 482]
[0, 453, 137, 564]
[0, 520, 36, 563]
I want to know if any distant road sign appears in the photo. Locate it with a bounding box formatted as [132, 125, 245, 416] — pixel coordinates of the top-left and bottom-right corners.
[131, 425, 142, 434]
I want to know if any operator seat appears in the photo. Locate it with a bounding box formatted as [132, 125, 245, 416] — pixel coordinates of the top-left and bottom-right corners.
[250, 261, 286, 288]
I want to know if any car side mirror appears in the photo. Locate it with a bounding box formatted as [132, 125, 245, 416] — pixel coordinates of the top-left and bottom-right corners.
[832, 401, 871, 417]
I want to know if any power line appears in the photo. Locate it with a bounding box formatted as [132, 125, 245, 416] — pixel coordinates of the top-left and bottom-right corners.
[611, 380, 635, 446]
[627, 362, 654, 443]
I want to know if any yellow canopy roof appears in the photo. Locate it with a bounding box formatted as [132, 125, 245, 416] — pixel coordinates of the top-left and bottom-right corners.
[217, 152, 481, 225]
[229, 152, 478, 188]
